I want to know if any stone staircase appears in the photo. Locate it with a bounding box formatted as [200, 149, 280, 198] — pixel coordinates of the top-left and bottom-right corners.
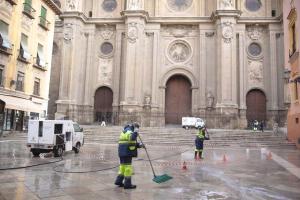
[81, 125, 296, 149]
[3, 125, 296, 149]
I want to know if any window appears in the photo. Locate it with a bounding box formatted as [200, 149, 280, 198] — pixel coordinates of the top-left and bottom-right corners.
[248, 42, 262, 57]
[0, 66, 4, 87]
[102, 0, 117, 12]
[39, 6, 50, 30]
[19, 34, 30, 62]
[16, 72, 25, 91]
[73, 123, 82, 132]
[38, 121, 43, 137]
[23, 0, 35, 19]
[36, 44, 46, 67]
[245, 0, 262, 12]
[291, 24, 296, 55]
[100, 42, 113, 55]
[54, 124, 63, 134]
[33, 78, 40, 96]
[0, 20, 12, 54]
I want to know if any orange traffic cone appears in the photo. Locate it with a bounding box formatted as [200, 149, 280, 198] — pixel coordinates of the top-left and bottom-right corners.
[267, 152, 272, 160]
[182, 161, 187, 170]
[223, 154, 227, 162]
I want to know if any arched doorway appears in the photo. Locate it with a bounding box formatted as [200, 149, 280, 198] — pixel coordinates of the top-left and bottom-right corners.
[246, 89, 266, 126]
[165, 75, 192, 124]
[94, 87, 113, 124]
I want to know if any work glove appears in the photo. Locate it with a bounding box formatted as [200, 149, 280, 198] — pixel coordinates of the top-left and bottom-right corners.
[138, 143, 145, 149]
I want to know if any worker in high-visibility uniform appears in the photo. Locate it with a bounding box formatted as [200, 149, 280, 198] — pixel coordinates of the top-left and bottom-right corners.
[195, 125, 209, 159]
[114, 123, 144, 189]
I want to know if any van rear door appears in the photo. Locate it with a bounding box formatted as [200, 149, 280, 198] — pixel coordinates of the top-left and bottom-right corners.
[28, 120, 39, 144]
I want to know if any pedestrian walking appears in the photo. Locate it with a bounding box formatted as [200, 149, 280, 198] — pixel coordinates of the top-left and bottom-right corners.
[114, 122, 144, 189]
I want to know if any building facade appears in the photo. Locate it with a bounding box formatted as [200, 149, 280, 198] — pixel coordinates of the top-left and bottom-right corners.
[49, 0, 287, 128]
[0, 0, 61, 134]
[284, 0, 300, 148]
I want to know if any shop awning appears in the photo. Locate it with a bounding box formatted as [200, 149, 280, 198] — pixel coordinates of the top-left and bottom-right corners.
[0, 95, 44, 113]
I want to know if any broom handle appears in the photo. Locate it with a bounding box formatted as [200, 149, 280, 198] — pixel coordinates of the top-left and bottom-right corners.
[138, 134, 157, 177]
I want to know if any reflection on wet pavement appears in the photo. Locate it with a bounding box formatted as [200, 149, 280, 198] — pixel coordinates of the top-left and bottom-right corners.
[0, 141, 300, 200]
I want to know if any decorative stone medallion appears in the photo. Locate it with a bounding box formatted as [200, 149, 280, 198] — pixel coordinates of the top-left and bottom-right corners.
[222, 22, 233, 43]
[168, 40, 191, 63]
[102, 0, 117, 12]
[63, 24, 73, 42]
[167, 0, 193, 12]
[127, 23, 138, 43]
[100, 26, 114, 40]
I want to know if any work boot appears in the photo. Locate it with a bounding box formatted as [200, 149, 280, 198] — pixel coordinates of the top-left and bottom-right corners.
[114, 175, 124, 187]
[199, 152, 203, 159]
[124, 177, 136, 189]
[194, 151, 198, 159]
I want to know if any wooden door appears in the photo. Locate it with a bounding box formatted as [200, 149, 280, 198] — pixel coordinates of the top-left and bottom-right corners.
[165, 75, 191, 124]
[94, 87, 113, 123]
[246, 89, 266, 123]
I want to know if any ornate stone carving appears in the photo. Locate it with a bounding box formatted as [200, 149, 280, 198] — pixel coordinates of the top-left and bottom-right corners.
[220, 0, 233, 9]
[167, 0, 193, 12]
[127, 0, 143, 10]
[221, 22, 233, 43]
[248, 60, 263, 84]
[63, 24, 73, 42]
[205, 32, 215, 37]
[162, 25, 196, 37]
[168, 40, 191, 63]
[66, 0, 77, 11]
[206, 91, 214, 108]
[100, 26, 114, 40]
[247, 25, 264, 40]
[98, 59, 112, 84]
[127, 23, 138, 43]
[144, 95, 151, 105]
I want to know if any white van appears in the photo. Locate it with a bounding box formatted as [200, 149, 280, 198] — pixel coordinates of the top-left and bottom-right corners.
[182, 117, 205, 129]
[27, 120, 84, 157]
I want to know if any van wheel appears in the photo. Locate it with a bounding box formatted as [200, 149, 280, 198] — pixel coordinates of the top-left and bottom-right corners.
[32, 150, 40, 157]
[54, 146, 63, 157]
[74, 143, 80, 154]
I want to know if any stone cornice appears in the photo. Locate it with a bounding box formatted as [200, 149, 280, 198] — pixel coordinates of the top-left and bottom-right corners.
[211, 10, 242, 21]
[59, 12, 283, 25]
[120, 10, 149, 21]
[42, 0, 62, 15]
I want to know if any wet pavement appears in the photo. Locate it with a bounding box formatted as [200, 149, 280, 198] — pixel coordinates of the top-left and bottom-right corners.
[0, 140, 300, 200]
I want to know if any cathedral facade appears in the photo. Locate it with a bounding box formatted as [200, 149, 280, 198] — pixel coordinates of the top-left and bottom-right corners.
[49, 0, 288, 128]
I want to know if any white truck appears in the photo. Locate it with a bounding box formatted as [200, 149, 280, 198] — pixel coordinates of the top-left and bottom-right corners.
[27, 120, 84, 157]
[182, 117, 205, 129]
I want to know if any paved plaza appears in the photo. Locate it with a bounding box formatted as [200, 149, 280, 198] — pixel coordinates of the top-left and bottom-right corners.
[0, 138, 300, 200]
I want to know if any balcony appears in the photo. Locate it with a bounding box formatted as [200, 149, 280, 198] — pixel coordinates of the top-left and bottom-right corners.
[5, 0, 17, 6]
[22, 3, 36, 19]
[0, 36, 13, 56]
[33, 57, 47, 71]
[39, 16, 50, 31]
[18, 48, 31, 64]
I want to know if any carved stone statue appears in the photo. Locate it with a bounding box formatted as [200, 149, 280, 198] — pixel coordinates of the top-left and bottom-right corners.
[221, 0, 233, 9]
[66, 0, 77, 11]
[127, 0, 143, 10]
[206, 91, 214, 108]
[144, 95, 151, 105]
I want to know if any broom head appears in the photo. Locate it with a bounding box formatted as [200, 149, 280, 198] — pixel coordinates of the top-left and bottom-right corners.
[152, 174, 173, 183]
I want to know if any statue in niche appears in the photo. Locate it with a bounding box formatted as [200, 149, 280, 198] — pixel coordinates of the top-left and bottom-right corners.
[127, 0, 143, 10]
[221, 0, 233, 9]
[66, 0, 77, 10]
[144, 95, 151, 105]
[206, 91, 214, 109]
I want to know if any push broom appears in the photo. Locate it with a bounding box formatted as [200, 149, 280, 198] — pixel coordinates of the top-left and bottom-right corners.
[138, 134, 173, 183]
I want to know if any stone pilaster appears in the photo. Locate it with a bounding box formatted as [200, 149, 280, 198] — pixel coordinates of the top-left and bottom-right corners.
[212, 9, 241, 128]
[119, 10, 149, 124]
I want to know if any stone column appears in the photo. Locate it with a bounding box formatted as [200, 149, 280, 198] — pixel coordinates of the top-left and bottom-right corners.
[119, 10, 148, 124]
[213, 9, 241, 128]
